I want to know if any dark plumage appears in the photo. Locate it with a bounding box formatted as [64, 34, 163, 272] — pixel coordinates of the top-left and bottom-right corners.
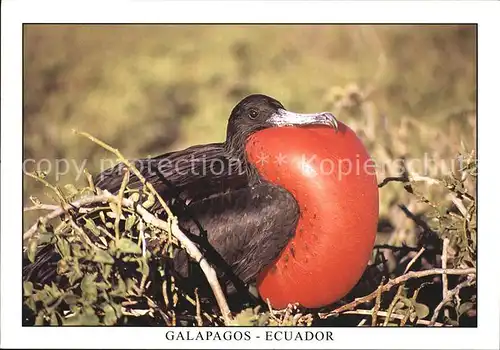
[23, 94, 337, 301]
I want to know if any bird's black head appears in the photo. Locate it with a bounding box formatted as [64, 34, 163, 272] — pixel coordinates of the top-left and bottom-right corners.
[224, 94, 338, 156]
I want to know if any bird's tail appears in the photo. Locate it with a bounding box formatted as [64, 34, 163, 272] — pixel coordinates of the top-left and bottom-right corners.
[23, 244, 61, 286]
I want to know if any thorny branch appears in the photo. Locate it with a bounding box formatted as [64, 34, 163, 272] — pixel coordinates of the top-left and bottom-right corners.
[344, 309, 444, 327]
[429, 276, 476, 326]
[318, 267, 476, 319]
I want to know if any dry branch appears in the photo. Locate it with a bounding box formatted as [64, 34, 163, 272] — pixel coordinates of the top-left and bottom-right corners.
[429, 276, 476, 326]
[318, 267, 476, 319]
[344, 309, 445, 327]
[404, 247, 425, 274]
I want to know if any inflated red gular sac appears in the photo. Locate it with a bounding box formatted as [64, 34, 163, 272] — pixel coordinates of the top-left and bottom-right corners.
[246, 123, 379, 309]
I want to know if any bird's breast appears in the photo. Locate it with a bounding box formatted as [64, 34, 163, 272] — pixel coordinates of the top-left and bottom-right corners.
[245, 123, 379, 309]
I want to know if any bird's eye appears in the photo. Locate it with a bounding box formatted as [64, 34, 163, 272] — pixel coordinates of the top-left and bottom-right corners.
[248, 109, 259, 119]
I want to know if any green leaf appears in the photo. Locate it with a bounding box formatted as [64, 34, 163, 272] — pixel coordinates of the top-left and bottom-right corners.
[57, 258, 69, 275]
[130, 192, 140, 202]
[27, 239, 38, 263]
[125, 278, 136, 294]
[81, 306, 100, 325]
[99, 210, 107, 223]
[71, 243, 85, 258]
[35, 312, 45, 325]
[23, 281, 34, 297]
[38, 220, 48, 234]
[458, 302, 474, 317]
[92, 249, 115, 264]
[25, 297, 36, 312]
[56, 238, 71, 258]
[142, 192, 155, 209]
[49, 282, 62, 299]
[81, 274, 98, 304]
[393, 301, 406, 313]
[103, 304, 118, 325]
[103, 263, 112, 280]
[101, 291, 110, 302]
[414, 303, 430, 319]
[64, 308, 100, 326]
[69, 303, 80, 314]
[137, 257, 150, 279]
[96, 281, 111, 291]
[125, 215, 136, 231]
[34, 170, 47, 179]
[109, 276, 126, 297]
[111, 302, 123, 319]
[68, 263, 83, 285]
[38, 288, 56, 307]
[233, 308, 258, 326]
[109, 202, 119, 216]
[116, 238, 141, 254]
[38, 232, 54, 245]
[122, 255, 133, 262]
[50, 312, 59, 326]
[63, 293, 78, 306]
[84, 218, 101, 237]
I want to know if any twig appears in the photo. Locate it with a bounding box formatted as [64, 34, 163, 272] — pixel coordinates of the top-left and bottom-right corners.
[441, 238, 450, 321]
[162, 280, 169, 309]
[24, 172, 68, 206]
[378, 174, 440, 188]
[68, 216, 99, 250]
[357, 318, 367, 327]
[24, 204, 60, 212]
[194, 288, 203, 327]
[72, 130, 174, 218]
[144, 295, 171, 326]
[372, 282, 383, 326]
[114, 169, 129, 240]
[172, 286, 214, 324]
[383, 284, 404, 326]
[449, 194, 468, 217]
[404, 247, 425, 273]
[374, 244, 427, 252]
[441, 238, 449, 299]
[318, 267, 476, 318]
[378, 176, 408, 188]
[23, 194, 112, 240]
[429, 276, 475, 326]
[138, 219, 146, 258]
[344, 309, 445, 327]
[401, 287, 422, 327]
[22, 190, 234, 325]
[266, 298, 280, 323]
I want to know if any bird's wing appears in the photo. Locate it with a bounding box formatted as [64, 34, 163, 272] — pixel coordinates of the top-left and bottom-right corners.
[173, 182, 300, 286]
[93, 143, 249, 209]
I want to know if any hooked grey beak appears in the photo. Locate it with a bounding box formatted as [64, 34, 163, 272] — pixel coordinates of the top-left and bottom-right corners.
[267, 109, 339, 131]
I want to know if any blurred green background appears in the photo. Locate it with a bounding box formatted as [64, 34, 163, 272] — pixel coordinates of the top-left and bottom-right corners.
[23, 24, 477, 241]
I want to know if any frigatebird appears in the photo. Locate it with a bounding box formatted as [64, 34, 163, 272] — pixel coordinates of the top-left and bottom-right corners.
[93, 94, 339, 293]
[23, 94, 378, 310]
